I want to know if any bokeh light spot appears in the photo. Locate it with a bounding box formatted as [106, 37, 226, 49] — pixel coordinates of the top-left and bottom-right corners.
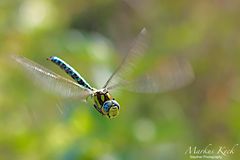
[133, 118, 156, 142]
[18, 0, 55, 30]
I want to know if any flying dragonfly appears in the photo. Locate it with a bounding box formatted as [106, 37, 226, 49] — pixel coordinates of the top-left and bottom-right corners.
[13, 28, 194, 119]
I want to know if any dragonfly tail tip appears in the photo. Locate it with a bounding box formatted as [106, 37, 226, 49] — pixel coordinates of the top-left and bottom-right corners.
[46, 56, 53, 61]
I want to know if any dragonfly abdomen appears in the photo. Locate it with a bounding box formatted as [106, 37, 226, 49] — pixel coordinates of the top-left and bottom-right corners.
[48, 56, 93, 90]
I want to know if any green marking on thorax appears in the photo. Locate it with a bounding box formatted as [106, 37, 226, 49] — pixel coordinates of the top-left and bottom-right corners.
[94, 95, 101, 108]
[101, 95, 105, 102]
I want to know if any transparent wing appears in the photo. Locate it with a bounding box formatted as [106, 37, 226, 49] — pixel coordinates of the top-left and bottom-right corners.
[12, 55, 92, 99]
[103, 28, 148, 89]
[108, 57, 194, 93]
[104, 28, 194, 93]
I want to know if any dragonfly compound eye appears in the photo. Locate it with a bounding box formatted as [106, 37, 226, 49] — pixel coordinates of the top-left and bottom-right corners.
[112, 100, 120, 110]
[102, 100, 120, 118]
[102, 100, 112, 114]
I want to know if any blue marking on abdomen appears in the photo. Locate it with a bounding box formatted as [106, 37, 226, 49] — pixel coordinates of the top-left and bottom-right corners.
[48, 56, 93, 90]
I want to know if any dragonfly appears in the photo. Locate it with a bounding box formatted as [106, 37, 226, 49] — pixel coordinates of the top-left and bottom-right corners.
[13, 28, 194, 119]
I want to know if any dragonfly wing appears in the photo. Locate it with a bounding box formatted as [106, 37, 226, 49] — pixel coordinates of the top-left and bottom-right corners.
[104, 28, 194, 93]
[103, 28, 148, 89]
[108, 57, 194, 93]
[13, 55, 92, 99]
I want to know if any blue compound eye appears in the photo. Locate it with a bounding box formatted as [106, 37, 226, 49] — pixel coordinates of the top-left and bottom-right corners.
[112, 100, 120, 109]
[102, 101, 113, 113]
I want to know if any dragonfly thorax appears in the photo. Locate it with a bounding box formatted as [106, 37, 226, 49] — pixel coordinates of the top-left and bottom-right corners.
[91, 90, 120, 119]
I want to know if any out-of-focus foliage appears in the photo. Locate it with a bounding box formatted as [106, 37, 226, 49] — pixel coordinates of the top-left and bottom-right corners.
[1, 0, 240, 160]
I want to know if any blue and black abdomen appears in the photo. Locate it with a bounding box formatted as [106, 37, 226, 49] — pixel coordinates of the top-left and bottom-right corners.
[48, 56, 93, 90]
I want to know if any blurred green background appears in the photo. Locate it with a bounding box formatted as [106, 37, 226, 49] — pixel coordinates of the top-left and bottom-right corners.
[1, 0, 240, 160]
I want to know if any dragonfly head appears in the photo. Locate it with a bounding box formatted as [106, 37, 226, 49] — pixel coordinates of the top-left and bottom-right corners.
[102, 99, 120, 119]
